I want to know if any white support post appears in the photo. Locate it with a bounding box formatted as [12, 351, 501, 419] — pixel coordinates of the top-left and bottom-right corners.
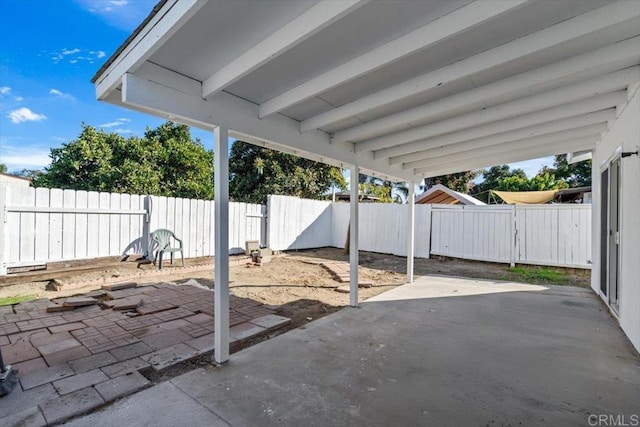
[350, 164, 359, 307]
[510, 205, 517, 268]
[0, 184, 6, 275]
[214, 126, 230, 363]
[407, 184, 415, 283]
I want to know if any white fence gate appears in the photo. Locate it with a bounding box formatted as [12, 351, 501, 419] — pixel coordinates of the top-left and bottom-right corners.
[430, 204, 592, 268]
[430, 205, 515, 264]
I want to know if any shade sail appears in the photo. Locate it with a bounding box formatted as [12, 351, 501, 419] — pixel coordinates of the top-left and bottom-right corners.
[492, 190, 557, 204]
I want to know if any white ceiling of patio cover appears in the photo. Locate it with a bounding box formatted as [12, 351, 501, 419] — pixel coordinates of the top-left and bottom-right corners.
[94, 0, 640, 183]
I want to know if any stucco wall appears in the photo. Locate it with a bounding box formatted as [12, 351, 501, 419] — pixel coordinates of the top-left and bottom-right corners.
[592, 87, 640, 352]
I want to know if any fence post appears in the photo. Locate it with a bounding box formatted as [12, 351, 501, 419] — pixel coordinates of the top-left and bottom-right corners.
[510, 205, 517, 267]
[143, 195, 152, 260]
[425, 204, 432, 259]
[261, 204, 268, 248]
[0, 184, 6, 275]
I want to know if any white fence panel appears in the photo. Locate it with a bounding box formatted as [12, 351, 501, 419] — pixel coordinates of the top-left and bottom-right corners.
[1, 186, 146, 270]
[430, 205, 514, 264]
[267, 195, 332, 250]
[0, 187, 592, 274]
[516, 205, 591, 268]
[331, 203, 431, 258]
[148, 196, 263, 257]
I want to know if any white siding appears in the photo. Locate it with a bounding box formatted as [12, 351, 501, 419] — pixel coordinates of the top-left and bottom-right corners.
[592, 88, 640, 352]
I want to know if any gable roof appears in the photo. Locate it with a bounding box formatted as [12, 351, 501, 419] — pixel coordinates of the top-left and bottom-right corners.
[416, 184, 485, 205]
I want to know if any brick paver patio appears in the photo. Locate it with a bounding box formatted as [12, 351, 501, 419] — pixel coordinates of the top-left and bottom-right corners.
[0, 280, 290, 425]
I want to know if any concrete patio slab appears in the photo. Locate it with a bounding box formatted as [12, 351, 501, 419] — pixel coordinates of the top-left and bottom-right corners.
[64, 381, 228, 427]
[68, 276, 640, 426]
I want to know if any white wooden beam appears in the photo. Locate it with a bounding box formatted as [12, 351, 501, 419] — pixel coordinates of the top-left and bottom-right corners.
[259, 0, 528, 118]
[94, 0, 207, 100]
[379, 93, 625, 161]
[120, 66, 413, 182]
[405, 125, 606, 171]
[332, 36, 640, 144]
[303, 1, 640, 134]
[406, 184, 414, 284]
[567, 151, 593, 164]
[391, 110, 615, 166]
[202, 0, 367, 99]
[214, 125, 230, 364]
[416, 137, 599, 177]
[350, 164, 359, 307]
[357, 67, 640, 152]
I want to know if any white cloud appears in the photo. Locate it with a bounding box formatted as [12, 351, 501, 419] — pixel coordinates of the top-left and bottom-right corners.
[49, 88, 76, 101]
[99, 118, 130, 128]
[61, 48, 81, 55]
[113, 128, 133, 134]
[89, 50, 106, 59]
[14, 96, 23, 102]
[0, 86, 11, 96]
[0, 140, 51, 169]
[75, 0, 157, 31]
[6, 107, 47, 124]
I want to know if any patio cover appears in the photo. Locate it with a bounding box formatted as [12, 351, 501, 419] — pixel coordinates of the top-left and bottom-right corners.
[92, 0, 640, 362]
[492, 190, 557, 205]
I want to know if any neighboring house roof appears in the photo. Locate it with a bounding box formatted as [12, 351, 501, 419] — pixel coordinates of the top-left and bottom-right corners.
[0, 172, 31, 187]
[416, 184, 486, 205]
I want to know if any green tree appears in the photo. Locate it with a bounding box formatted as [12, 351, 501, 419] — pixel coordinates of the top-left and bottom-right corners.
[358, 174, 408, 203]
[472, 165, 527, 202]
[541, 155, 592, 187]
[35, 122, 214, 198]
[490, 169, 568, 203]
[0, 163, 7, 173]
[229, 141, 347, 204]
[422, 171, 479, 193]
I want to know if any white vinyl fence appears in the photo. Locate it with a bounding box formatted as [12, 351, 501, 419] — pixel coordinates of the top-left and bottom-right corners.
[331, 202, 431, 258]
[429, 204, 592, 268]
[0, 188, 591, 275]
[268, 195, 591, 269]
[0, 184, 264, 274]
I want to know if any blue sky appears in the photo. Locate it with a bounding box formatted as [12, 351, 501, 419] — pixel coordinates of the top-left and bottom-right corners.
[0, 0, 553, 179]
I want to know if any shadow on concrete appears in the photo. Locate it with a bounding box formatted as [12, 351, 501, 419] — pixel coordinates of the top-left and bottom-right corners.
[66, 276, 640, 426]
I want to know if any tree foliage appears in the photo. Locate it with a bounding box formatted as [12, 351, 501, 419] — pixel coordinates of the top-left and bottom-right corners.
[34, 122, 214, 198]
[541, 155, 592, 187]
[472, 165, 526, 202]
[229, 141, 347, 204]
[0, 163, 7, 173]
[471, 164, 568, 203]
[358, 174, 408, 203]
[422, 171, 480, 193]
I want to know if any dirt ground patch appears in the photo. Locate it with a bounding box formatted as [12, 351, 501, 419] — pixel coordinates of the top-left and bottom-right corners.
[0, 248, 590, 329]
